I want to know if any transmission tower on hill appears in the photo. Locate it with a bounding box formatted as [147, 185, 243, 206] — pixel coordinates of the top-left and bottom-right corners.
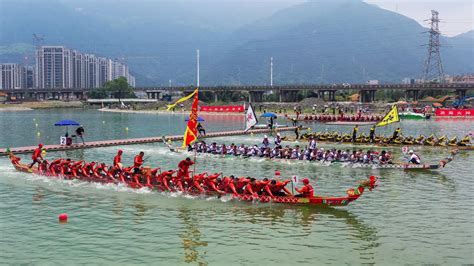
[422, 10, 444, 82]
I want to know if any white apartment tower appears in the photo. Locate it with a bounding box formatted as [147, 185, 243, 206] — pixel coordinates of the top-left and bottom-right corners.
[34, 46, 135, 89]
[0, 63, 21, 89]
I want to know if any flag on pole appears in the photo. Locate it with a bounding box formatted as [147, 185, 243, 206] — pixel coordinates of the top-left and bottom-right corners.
[244, 103, 258, 132]
[182, 89, 199, 148]
[376, 105, 399, 127]
[166, 89, 198, 111]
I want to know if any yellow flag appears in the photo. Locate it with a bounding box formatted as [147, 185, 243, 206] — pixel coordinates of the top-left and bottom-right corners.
[376, 105, 399, 127]
[166, 89, 198, 111]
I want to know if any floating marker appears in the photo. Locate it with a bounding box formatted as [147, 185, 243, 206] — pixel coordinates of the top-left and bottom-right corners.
[125, 127, 129, 131]
[307, 128, 311, 131]
[58, 213, 68, 223]
[33, 118, 36, 121]
[275, 170, 281, 176]
[35, 123, 39, 127]
[37, 132, 41, 136]
[102, 121, 105, 124]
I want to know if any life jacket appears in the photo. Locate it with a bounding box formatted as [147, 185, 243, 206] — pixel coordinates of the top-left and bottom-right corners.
[300, 184, 314, 197]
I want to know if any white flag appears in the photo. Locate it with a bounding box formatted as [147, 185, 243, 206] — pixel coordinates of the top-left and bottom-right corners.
[244, 103, 258, 132]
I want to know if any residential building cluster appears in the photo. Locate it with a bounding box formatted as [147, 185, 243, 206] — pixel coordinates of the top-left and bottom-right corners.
[0, 45, 135, 89]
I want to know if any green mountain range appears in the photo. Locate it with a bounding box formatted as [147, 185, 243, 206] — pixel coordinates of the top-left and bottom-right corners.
[0, 0, 472, 86]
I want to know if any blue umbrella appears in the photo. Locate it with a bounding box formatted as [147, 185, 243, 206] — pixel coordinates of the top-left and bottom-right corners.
[54, 119, 81, 135]
[54, 119, 80, 126]
[260, 112, 277, 118]
[185, 117, 205, 122]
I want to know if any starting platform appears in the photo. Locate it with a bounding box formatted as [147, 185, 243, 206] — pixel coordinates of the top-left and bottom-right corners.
[0, 127, 298, 156]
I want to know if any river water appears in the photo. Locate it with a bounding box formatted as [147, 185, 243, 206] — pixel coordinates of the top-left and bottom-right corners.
[0, 109, 472, 265]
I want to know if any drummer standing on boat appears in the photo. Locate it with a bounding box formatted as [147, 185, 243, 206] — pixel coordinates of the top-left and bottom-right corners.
[177, 157, 194, 180]
[352, 125, 359, 142]
[369, 126, 376, 143]
[133, 151, 144, 173]
[29, 144, 44, 168]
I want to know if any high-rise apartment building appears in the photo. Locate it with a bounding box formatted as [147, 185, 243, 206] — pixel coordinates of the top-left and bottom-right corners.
[34, 46, 135, 89]
[0, 63, 21, 89]
[36, 46, 68, 88]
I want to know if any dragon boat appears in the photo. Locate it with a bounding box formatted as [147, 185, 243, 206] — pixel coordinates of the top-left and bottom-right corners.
[283, 132, 473, 150]
[8, 153, 377, 207]
[166, 143, 459, 170]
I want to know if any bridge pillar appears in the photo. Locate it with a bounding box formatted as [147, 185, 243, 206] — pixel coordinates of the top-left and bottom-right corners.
[146, 92, 151, 99]
[279, 91, 298, 102]
[249, 91, 264, 102]
[404, 89, 420, 101]
[328, 90, 337, 101]
[318, 90, 325, 100]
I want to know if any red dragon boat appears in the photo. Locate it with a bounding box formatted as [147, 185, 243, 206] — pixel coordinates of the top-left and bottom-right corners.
[8, 153, 377, 207]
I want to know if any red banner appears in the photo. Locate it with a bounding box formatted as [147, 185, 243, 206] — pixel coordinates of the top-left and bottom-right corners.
[435, 108, 474, 117]
[182, 90, 199, 148]
[200, 105, 244, 112]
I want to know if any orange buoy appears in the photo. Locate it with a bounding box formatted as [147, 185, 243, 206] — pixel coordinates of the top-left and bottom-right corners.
[58, 213, 68, 222]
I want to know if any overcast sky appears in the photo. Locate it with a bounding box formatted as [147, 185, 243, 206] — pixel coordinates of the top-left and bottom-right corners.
[364, 0, 473, 36]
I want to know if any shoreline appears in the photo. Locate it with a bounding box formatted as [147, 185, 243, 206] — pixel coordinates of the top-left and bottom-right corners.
[97, 108, 246, 116]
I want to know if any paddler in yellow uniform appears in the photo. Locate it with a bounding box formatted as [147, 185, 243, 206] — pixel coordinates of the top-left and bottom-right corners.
[369, 126, 376, 143]
[352, 125, 359, 142]
[390, 127, 401, 143]
[459, 135, 471, 146]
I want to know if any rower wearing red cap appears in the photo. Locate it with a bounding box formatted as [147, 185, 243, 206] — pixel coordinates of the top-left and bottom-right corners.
[113, 150, 123, 169]
[29, 144, 44, 168]
[295, 178, 314, 198]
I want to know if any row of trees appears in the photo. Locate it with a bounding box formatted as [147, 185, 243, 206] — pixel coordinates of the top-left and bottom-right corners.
[87, 77, 136, 100]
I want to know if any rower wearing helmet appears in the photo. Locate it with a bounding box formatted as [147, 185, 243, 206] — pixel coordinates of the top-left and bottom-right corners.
[295, 178, 314, 198]
[408, 150, 421, 164]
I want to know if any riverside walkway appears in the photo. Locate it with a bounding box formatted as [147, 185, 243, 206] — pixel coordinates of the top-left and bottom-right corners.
[0, 127, 297, 156]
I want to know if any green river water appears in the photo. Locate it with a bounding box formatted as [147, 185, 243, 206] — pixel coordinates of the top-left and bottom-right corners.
[0, 109, 473, 265]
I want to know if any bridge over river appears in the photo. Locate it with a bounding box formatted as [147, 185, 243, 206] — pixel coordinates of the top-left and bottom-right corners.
[1, 83, 472, 103]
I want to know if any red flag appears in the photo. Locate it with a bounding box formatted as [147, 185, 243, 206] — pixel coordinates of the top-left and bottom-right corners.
[182, 89, 199, 148]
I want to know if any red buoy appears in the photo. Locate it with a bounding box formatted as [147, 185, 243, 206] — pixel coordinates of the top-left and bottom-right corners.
[58, 213, 68, 222]
[275, 171, 281, 176]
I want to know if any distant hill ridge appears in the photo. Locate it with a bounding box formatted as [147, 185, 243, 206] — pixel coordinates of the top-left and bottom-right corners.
[0, 0, 472, 86]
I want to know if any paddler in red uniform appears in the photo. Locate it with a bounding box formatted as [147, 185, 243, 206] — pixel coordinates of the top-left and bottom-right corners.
[295, 178, 314, 198]
[234, 177, 251, 194]
[263, 180, 292, 197]
[251, 178, 270, 195]
[243, 178, 258, 196]
[113, 150, 123, 169]
[157, 170, 175, 191]
[133, 151, 145, 174]
[177, 157, 194, 181]
[217, 175, 233, 193]
[29, 144, 44, 168]
[204, 173, 224, 194]
[190, 172, 207, 193]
